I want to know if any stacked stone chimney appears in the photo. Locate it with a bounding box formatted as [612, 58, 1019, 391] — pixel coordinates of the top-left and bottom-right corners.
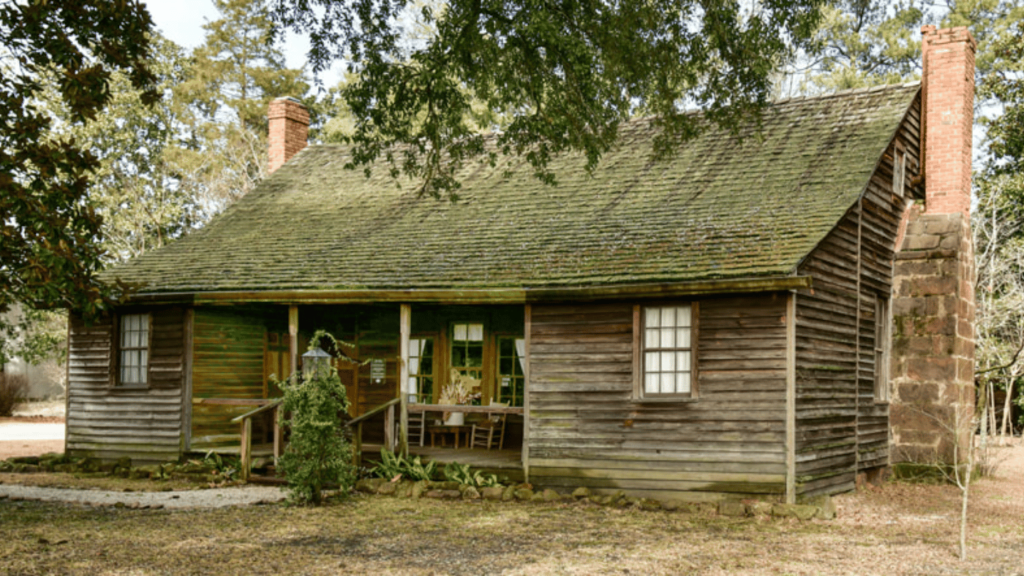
[268, 97, 309, 174]
[890, 27, 977, 466]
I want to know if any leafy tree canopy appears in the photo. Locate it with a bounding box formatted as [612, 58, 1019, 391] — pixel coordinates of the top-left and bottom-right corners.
[0, 0, 156, 319]
[270, 0, 824, 197]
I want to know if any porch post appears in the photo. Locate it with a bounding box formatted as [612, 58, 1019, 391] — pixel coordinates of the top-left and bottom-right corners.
[399, 303, 411, 457]
[288, 305, 298, 377]
[522, 304, 532, 481]
[785, 292, 797, 504]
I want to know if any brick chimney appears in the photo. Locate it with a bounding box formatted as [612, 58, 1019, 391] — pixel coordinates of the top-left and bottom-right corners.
[890, 26, 976, 468]
[921, 26, 976, 218]
[268, 97, 309, 174]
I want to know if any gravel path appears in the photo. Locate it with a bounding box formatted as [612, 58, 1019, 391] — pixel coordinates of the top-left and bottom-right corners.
[0, 484, 287, 509]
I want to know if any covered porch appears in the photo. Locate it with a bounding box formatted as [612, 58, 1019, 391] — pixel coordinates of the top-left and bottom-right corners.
[185, 301, 530, 478]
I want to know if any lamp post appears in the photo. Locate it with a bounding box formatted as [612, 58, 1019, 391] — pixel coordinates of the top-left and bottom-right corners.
[302, 347, 332, 380]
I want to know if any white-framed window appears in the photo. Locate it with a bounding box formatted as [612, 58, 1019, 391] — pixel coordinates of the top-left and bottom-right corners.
[119, 313, 150, 387]
[634, 304, 697, 399]
[875, 297, 891, 403]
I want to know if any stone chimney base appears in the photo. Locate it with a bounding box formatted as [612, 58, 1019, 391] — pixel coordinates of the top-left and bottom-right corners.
[890, 207, 975, 465]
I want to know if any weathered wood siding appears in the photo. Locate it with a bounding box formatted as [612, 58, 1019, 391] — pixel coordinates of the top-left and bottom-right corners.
[528, 298, 789, 501]
[794, 95, 920, 496]
[191, 308, 266, 444]
[66, 309, 185, 463]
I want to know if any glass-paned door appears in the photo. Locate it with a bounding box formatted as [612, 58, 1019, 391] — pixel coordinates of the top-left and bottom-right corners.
[405, 337, 435, 403]
[497, 336, 525, 406]
[450, 323, 484, 381]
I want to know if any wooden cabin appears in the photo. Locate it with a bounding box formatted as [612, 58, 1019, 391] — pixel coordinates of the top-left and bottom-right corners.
[67, 81, 929, 503]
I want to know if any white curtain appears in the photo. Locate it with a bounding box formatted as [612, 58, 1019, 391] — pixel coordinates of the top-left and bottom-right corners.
[514, 338, 526, 374]
[405, 339, 426, 403]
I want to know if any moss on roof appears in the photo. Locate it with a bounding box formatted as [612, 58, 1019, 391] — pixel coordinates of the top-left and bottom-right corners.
[106, 83, 920, 295]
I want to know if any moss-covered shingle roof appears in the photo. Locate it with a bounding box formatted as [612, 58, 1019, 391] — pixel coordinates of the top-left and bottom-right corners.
[107, 83, 919, 297]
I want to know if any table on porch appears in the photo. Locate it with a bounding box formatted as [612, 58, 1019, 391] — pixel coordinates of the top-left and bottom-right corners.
[405, 403, 524, 451]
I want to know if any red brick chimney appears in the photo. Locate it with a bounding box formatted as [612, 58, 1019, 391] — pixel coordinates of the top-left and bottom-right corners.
[268, 97, 309, 174]
[920, 25, 976, 218]
[889, 26, 977, 468]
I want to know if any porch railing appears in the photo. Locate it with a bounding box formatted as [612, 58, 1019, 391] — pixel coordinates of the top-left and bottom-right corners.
[345, 397, 400, 467]
[230, 399, 284, 482]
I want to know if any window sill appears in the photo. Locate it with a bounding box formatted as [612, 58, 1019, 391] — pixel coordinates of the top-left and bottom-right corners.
[631, 396, 698, 404]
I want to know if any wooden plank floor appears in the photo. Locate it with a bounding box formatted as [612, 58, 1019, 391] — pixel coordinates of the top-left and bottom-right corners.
[362, 443, 523, 470]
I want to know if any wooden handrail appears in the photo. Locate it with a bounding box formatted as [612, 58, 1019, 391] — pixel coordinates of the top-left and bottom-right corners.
[231, 399, 284, 482]
[407, 404, 524, 415]
[345, 397, 400, 427]
[193, 398, 274, 406]
[345, 397, 400, 467]
[231, 398, 283, 423]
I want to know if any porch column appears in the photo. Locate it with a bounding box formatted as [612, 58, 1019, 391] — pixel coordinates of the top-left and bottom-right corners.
[288, 305, 298, 377]
[522, 305, 532, 481]
[399, 303, 411, 457]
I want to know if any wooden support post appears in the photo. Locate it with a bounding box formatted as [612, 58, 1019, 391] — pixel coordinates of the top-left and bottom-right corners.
[522, 304, 532, 481]
[288, 305, 298, 377]
[353, 421, 363, 467]
[398, 303, 411, 457]
[384, 404, 395, 452]
[785, 292, 797, 504]
[240, 417, 252, 482]
[273, 404, 282, 466]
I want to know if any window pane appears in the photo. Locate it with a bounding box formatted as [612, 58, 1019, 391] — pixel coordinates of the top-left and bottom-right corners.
[645, 328, 659, 348]
[408, 338, 420, 357]
[678, 351, 690, 371]
[468, 324, 484, 341]
[661, 351, 676, 372]
[677, 305, 691, 327]
[452, 347, 465, 366]
[677, 328, 690, 348]
[660, 373, 674, 394]
[645, 372, 658, 393]
[645, 307, 660, 328]
[467, 344, 483, 367]
[499, 338, 513, 356]
[661, 327, 675, 348]
[454, 324, 467, 341]
[677, 372, 691, 393]
[645, 352, 658, 374]
[499, 356, 513, 375]
[662, 307, 675, 327]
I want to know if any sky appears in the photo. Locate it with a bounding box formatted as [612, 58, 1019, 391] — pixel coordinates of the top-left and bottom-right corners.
[142, 0, 342, 87]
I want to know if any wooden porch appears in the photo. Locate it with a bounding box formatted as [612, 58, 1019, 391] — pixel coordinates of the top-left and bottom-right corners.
[362, 443, 525, 482]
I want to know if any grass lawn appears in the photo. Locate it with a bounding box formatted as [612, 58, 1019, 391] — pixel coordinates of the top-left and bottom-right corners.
[1, 442, 1022, 575]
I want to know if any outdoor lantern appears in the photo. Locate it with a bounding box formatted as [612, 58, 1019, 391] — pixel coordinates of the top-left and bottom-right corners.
[302, 347, 332, 379]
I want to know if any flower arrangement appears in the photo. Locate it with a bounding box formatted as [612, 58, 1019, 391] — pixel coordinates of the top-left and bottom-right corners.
[438, 369, 481, 422]
[439, 368, 482, 405]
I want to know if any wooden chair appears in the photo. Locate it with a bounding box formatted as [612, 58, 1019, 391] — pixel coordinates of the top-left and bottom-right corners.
[471, 406, 507, 450]
[404, 410, 428, 447]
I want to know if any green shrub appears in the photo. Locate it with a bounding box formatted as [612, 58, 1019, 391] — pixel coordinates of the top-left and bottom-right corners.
[371, 449, 437, 481]
[0, 373, 28, 416]
[443, 462, 501, 488]
[277, 331, 356, 505]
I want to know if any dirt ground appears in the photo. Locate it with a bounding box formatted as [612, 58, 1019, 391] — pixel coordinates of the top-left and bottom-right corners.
[0, 440, 1022, 575]
[0, 400, 66, 460]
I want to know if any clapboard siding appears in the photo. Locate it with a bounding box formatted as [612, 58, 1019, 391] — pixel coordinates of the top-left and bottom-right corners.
[793, 95, 918, 496]
[529, 296, 789, 500]
[191, 308, 266, 444]
[66, 310, 185, 463]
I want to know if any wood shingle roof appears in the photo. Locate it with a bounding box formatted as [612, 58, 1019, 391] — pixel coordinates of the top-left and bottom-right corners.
[106, 82, 920, 297]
